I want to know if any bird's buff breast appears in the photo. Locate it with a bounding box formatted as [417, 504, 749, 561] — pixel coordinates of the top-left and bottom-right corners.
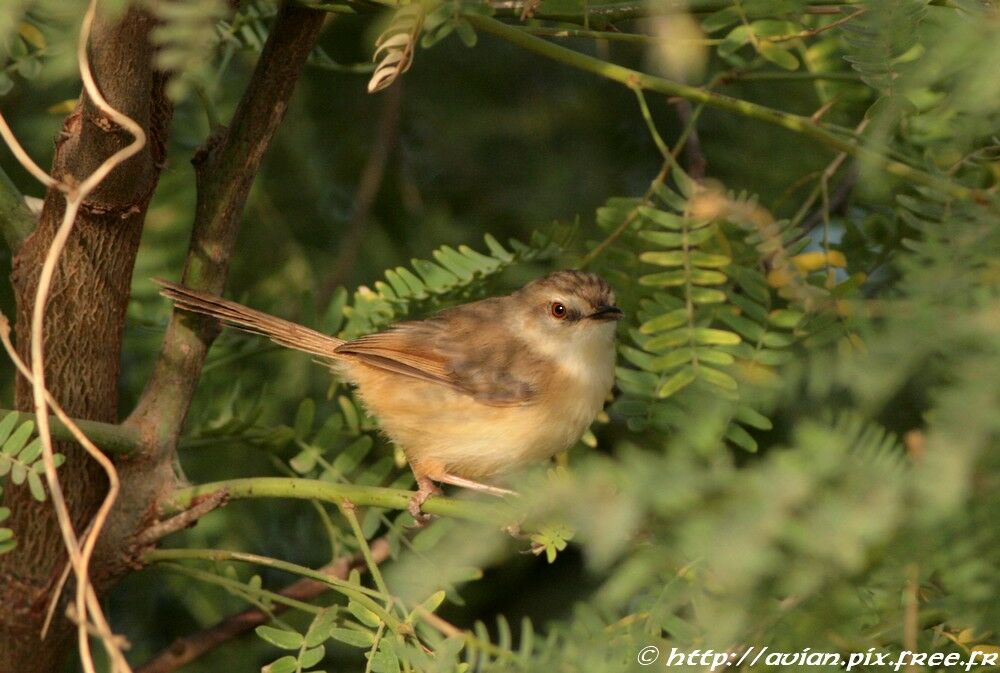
[338, 359, 612, 480]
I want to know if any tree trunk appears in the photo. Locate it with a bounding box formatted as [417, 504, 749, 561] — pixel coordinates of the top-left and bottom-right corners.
[0, 7, 171, 673]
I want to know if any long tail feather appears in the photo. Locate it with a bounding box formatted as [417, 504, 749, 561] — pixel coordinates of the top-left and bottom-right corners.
[155, 279, 344, 359]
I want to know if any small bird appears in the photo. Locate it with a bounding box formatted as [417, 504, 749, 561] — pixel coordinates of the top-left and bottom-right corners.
[158, 270, 622, 521]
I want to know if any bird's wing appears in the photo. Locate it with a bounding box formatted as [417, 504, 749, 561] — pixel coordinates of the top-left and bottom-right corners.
[334, 302, 540, 407]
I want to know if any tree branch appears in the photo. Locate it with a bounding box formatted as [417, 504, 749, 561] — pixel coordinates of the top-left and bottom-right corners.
[126, 1, 327, 456]
[0, 409, 139, 455]
[136, 537, 391, 673]
[465, 14, 979, 202]
[166, 477, 510, 525]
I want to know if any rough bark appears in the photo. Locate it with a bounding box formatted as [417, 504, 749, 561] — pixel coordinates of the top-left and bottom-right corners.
[0, 3, 326, 671]
[0, 8, 171, 673]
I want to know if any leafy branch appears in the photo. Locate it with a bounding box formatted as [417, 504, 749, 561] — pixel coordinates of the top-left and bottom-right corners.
[464, 13, 979, 201]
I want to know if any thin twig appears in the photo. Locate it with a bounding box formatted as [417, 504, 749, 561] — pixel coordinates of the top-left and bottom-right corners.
[133, 490, 230, 546]
[323, 80, 403, 295]
[465, 14, 978, 201]
[144, 548, 396, 627]
[579, 100, 703, 269]
[137, 538, 390, 673]
[767, 8, 868, 43]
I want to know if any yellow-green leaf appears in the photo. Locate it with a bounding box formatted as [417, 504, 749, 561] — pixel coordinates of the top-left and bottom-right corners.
[640, 250, 686, 267]
[640, 308, 688, 334]
[699, 365, 739, 391]
[658, 366, 697, 398]
[760, 42, 799, 70]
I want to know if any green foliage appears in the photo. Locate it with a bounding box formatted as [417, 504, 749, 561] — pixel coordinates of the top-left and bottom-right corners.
[0, 413, 65, 555]
[2, 0, 998, 671]
[147, 0, 229, 101]
[0, 414, 63, 505]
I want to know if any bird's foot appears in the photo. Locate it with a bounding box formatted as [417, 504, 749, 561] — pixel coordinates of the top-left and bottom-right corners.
[407, 477, 442, 528]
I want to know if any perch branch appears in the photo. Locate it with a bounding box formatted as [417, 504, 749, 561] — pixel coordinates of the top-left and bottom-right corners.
[167, 477, 511, 525]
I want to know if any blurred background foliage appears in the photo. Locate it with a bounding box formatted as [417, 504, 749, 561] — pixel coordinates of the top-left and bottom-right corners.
[0, 0, 998, 671]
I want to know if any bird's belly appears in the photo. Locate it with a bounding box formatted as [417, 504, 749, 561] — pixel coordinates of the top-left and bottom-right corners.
[342, 361, 607, 480]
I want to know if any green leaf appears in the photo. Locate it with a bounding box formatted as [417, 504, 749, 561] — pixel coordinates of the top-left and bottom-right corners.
[718, 312, 766, 342]
[726, 423, 758, 452]
[262, 655, 297, 673]
[0, 413, 20, 446]
[639, 308, 688, 334]
[640, 270, 687, 287]
[701, 6, 741, 32]
[483, 234, 514, 262]
[18, 438, 42, 465]
[2, 420, 34, 456]
[433, 245, 477, 280]
[639, 250, 686, 267]
[347, 600, 381, 628]
[644, 328, 693, 351]
[410, 259, 458, 292]
[658, 366, 697, 398]
[699, 365, 739, 391]
[454, 18, 477, 47]
[638, 228, 715, 247]
[305, 609, 339, 647]
[689, 252, 731, 268]
[760, 42, 799, 70]
[689, 288, 727, 304]
[649, 347, 736, 371]
[255, 626, 304, 650]
[768, 309, 804, 328]
[638, 206, 688, 230]
[330, 628, 375, 648]
[420, 590, 447, 614]
[329, 436, 373, 475]
[0, 508, 8, 523]
[736, 406, 773, 430]
[719, 24, 753, 58]
[294, 399, 315, 440]
[750, 19, 797, 37]
[698, 348, 737, 366]
[27, 470, 46, 501]
[688, 269, 727, 285]
[692, 328, 741, 346]
[11, 461, 27, 485]
[300, 644, 326, 669]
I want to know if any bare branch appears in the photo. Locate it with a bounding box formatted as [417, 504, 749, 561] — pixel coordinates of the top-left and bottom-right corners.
[127, 1, 327, 456]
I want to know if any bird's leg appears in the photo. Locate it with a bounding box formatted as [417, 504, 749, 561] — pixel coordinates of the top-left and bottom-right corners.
[435, 473, 518, 497]
[408, 475, 442, 527]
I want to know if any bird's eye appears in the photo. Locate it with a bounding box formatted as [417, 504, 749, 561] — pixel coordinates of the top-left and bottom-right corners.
[550, 302, 567, 319]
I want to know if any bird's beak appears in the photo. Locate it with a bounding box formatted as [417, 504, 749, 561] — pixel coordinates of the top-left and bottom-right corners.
[589, 305, 624, 321]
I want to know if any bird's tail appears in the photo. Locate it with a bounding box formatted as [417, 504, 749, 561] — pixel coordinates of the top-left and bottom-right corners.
[155, 279, 345, 359]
